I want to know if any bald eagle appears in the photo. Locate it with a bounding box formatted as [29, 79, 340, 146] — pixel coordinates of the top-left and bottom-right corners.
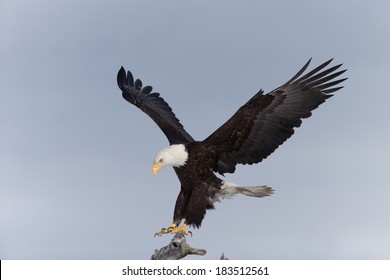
[117, 59, 347, 236]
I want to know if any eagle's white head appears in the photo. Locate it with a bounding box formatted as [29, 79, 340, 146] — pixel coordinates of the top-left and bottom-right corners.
[152, 144, 188, 175]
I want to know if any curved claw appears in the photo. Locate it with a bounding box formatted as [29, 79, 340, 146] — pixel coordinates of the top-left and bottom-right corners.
[154, 224, 177, 237]
[188, 230, 193, 237]
[154, 227, 168, 238]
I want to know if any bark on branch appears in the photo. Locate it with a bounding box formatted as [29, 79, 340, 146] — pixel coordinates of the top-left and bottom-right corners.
[151, 232, 207, 260]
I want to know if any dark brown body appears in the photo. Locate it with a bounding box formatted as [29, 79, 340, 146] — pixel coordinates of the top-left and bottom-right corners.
[173, 142, 223, 228]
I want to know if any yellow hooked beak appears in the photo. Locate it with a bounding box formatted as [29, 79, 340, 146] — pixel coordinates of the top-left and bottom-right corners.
[152, 162, 163, 175]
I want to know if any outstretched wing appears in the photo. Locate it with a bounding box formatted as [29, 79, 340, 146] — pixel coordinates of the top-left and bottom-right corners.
[117, 67, 194, 144]
[202, 59, 347, 174]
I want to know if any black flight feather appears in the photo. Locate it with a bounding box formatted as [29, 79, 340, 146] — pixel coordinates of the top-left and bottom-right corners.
[202, 59, 347, 174]
[117, 67, 194, 144]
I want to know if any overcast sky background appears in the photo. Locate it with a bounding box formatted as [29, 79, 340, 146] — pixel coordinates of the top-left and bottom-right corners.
[1, 0, 389, 260]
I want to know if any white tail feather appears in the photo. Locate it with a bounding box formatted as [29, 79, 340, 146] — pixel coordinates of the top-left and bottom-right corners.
[213, 181, 274, 202]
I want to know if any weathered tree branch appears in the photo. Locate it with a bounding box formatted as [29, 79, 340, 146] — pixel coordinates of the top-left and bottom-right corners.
[151, 232, 207, 260]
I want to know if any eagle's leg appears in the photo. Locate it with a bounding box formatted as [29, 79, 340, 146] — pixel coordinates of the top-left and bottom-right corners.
[154, 223, 191, 237]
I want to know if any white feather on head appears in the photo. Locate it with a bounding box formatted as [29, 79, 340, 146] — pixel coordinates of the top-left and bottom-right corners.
[153, 144, 188, 170]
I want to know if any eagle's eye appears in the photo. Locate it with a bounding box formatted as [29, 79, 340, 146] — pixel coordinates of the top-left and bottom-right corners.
[159, 158, 163, 163]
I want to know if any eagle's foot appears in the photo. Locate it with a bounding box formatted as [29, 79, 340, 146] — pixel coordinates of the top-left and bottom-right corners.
[154, 223, 192, 237]
[154, 224, 174, 237]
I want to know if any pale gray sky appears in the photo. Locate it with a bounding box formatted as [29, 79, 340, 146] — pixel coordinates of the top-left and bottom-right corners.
[1, 0, 389, 259]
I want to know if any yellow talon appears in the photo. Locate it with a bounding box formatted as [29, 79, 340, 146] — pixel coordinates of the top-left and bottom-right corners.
[170, 224, 191, 235]
[154, 223, 191, 237]
[166, 224, 176, 231]
[154, 223, 176, 237]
